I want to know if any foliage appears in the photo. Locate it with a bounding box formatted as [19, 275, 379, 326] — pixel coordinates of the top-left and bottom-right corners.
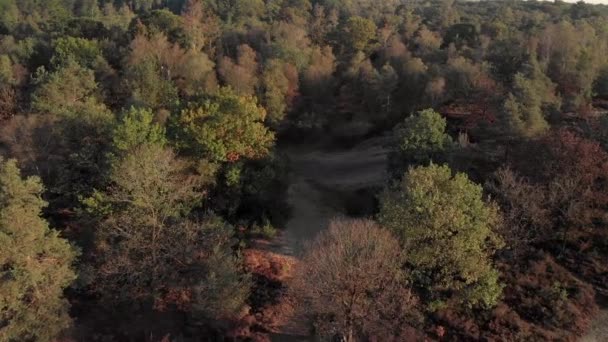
[135, 9, 190, 47]
[595, 67, 608, 99]
[51, 102, 116, 208]
[261, 59, 297, 125]
[0, 158, 78, 342]
[538, 20, 607, 110]
[3, 0, 608, 339]
[487, 168, 550, 253]
[343, 16, 377, 52]
[0, 54, 15, 85]
[443, 23, 477, 48]
[126, 32, 217, 96]
[213, 152, 291, 227]
[502, 62, 559, 137]
[112, 106, 166, 154]
[32, 61, 104, 116]
[86, 144, 249, 316]
[218, 44, 258, 96]
[268, 19, 312, 70]
[174, 87, 275, 162]
[301, 45, 335, 101]
[379, 164, 504, 309]
[390, 108, 453, 173]
[50, 36, 102, 69]
[181, 0, 220, 51]
[498, 130, 608, 252]
[291, 218, 422, 341]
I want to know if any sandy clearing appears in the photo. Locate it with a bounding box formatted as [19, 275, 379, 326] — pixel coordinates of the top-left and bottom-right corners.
[280, 135, 390, 254]
[267, 136, 390, 340]
[582, 291, 608, 342]
[582, 308, 608, 342]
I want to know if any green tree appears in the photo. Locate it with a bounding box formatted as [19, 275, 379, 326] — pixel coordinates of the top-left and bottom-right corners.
[74, 0, 100, 17]
[0, 54, 15, 85]
[0, 158, 78, 342]
[50, 102, 115, 208]
[234, 0, 265, 23]
[50, 37, 102, 69]
[391, 109, 452, 172]
[123, 58, 178, 110]
[343, 16, 377, 52]
[301, 45, 336, 102]
[369, 63, 398, 120]
[261, 59, 294, 125]
[21, 68, 116, 208]
[379, 164, 504, 309]
[87, 144, 250, 315]
[538, 20, 606, 110]
[0, 101, 115, 210]
[0, 0, 19, 31]
[444, 56, 487, 99]
[174, 87, 275, 162]
[503, 92, 544, 138]
[135, 9, 190, 47]
[190, 217, 251, 319]
[268, 19, 312, 70]
[503, 71, 555, 138]
[112, 107, 166, 154]
[32, 61, 104, 116]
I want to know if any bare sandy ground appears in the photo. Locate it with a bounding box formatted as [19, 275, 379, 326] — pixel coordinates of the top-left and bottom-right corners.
[267, 136, 389, 340]
[582, 308, 608, 342]
[280, 136, 389, 255]
[582, 291, 608, 342]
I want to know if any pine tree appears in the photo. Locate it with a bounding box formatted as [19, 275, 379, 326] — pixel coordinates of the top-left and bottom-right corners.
[0, 158, 78, 342]
[502, 55, 560, 138]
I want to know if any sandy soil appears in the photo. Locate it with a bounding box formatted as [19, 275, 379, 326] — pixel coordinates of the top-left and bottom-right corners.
[280, 136, 389, 255]
[582, 291, 608, 342]
[582, 308, 608, 342]
[265, 136, 389, 340]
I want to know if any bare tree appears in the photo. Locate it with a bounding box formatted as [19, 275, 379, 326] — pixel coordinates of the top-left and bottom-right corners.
[290, 218, 421, 342]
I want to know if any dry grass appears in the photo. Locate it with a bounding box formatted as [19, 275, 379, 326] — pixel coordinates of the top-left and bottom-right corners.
[239, 242, 305, 340]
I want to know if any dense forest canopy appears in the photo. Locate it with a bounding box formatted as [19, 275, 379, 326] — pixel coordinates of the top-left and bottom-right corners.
[1, 0, 608, 341]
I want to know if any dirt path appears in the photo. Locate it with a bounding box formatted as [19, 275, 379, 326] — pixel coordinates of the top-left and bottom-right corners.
[266, 136, 390, 340]
[281, 136, 390, 255]
[582, 292, 608, 342]
[582, 308, 608, 342]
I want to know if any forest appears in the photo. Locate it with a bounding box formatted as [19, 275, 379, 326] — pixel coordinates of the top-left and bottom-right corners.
[1, 0, 608, 341]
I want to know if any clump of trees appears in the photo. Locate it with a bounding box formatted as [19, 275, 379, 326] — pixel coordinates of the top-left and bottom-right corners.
[491, 129, 608, 256]
[82, 96, 253, 317]
[1, 0, 608, 339]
